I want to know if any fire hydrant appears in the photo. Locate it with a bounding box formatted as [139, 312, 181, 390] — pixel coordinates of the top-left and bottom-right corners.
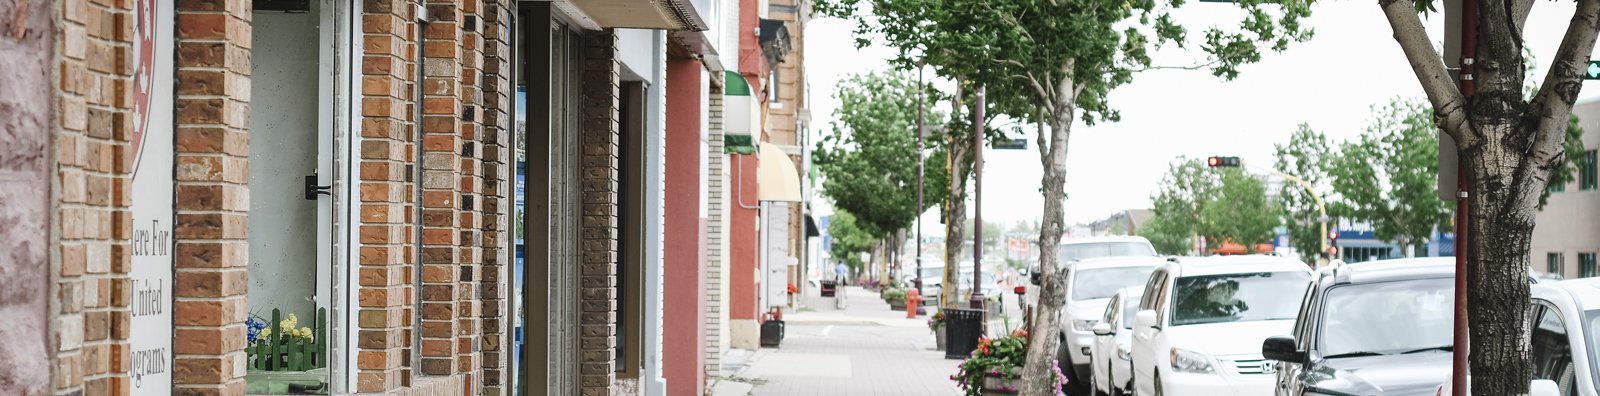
[905, 289, 923, 318]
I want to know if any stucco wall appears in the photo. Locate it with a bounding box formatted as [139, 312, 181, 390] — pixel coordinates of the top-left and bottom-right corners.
[0, 0, 54, 391]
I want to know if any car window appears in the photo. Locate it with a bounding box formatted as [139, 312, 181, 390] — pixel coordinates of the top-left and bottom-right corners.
[1102, 294, 1120, 325]
[1317, 278, 1452, 357]
[1169, 272, 1310, 326]
[1140, 272, 1165, 312]
[1294, 277, 1319, 348]
[1531, 303, 1578, 396]
[1059, 242, 1157, 262]
[1071, 267, 1155, 301]
[1582, 309, 1600, 392]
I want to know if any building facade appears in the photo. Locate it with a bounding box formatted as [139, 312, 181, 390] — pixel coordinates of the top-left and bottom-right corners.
[1532, 98, 1600, 279]
[0, 0, 831, 393]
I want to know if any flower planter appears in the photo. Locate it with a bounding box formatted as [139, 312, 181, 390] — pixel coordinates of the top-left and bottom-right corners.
[934, 323, 947, 350]
[888, 299, 907, 311]
[980, 366, 1024, 395]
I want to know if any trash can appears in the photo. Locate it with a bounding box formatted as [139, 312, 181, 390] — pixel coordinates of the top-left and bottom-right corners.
[760, 320, 785, 347]
[820, 280, 837, 297]
[943, 308, 985, 359]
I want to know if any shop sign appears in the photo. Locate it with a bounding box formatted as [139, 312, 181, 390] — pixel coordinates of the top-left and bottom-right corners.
[129, 0, 175, 392]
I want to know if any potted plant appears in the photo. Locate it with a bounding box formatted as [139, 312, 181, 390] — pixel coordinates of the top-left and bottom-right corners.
[883, 288, 908, 311]
[929, 311, 947, 350]
[951, 329, 1067, 396]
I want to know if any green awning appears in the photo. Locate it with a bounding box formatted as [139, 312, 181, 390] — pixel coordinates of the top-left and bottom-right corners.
[725, 71, 752, 96]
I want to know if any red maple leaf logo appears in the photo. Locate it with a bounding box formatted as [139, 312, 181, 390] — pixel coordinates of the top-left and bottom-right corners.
[130, 0, 157, 176]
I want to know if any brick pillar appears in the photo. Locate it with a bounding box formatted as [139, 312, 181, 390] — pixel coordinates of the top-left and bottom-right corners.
[704, 87, 726, 378]
[478, 0, 515, 392]
[41, 0, 131, 392]
[663, 58, 707, 396]
[419, 0, 463, 378]
[577, 30, 620, 396]
[454, 0, 485, 391]
[357, 0, 418, 391]
[172, 0, 252, 393]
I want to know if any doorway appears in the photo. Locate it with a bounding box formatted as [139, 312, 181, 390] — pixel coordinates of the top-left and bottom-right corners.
[247, 0, 357, 392]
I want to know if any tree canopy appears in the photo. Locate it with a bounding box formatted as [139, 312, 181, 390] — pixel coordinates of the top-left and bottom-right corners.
[814, 71, 949, 238]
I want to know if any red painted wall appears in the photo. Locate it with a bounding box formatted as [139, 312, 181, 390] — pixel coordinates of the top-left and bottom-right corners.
[728, 153, 760, 321]
[728, 0, 774, 323]
[663, 59, 708, 396]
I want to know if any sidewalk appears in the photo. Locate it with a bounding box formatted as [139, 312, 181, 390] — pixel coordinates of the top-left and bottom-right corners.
[709, 286, 961, 395]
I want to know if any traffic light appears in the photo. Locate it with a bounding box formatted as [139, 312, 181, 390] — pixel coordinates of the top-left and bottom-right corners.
[1327, 230, 1340, 258]
[1206, 156, 1241, 167]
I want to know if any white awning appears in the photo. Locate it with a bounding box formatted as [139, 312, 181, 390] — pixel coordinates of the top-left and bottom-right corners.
[757, 142, 802, 202]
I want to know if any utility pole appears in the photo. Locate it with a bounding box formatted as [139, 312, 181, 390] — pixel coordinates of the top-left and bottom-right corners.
[971, 85, 986, 310]
[1442, 0, 1474, 394]
[915, 63, 925, 295]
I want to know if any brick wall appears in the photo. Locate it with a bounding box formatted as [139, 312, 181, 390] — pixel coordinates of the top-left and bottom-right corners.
[478, 0, 514, 393]
[46, 0, 134, 391]
[418, 0, 464, 378]
[703, 87, 726, 378]
[357, 0, 418, 391]
[171, 0, 252, 393]
[452, 0, 484, 390]
[578, 30, 620, 396]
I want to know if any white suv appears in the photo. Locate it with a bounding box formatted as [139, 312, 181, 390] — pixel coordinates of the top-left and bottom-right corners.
[1130, 256, 1312, 396]
[1054, 256, 1163, 395]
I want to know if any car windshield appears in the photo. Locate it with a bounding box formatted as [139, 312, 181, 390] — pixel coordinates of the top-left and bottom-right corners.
[1170, 272, 1310, 326]
[1059, 242, 1156, 262]
[1072, 267, 1155, 301]
[1122, 294, 1142, 329]
[1318, 278, 1453, 357]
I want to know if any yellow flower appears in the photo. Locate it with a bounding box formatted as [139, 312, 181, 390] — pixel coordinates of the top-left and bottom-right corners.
[259, 328, 272, 339]
[299, 327, 313, 339]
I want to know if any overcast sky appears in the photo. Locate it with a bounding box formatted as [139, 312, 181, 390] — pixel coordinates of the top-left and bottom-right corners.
[804, 0, 1600, 232]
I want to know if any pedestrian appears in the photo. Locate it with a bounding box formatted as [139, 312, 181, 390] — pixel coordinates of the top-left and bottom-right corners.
[835, 261, 849, 286]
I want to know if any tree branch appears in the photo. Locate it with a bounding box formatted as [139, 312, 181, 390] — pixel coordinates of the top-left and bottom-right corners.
[1380, 0, 1471, 144]
[1530, 0, 1600, 166]
[1512, 0, 1534, 32]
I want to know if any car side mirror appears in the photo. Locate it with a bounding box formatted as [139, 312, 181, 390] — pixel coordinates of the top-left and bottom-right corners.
[1134, 310, 1159, 331]
[1091, 322, 1113, 336]
[1531, 379, 1560, 396]
[1261, 335, 1305, 363]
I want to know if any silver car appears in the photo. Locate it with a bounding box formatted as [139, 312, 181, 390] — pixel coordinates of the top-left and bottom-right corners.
[1054, 256, 1162, 395]
[1090, 286, 1142, 396]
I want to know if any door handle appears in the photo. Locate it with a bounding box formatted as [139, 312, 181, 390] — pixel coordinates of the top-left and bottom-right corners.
[304, 174, 331, 200]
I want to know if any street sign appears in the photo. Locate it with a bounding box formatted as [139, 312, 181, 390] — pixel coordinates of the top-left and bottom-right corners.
[993, 138, 1027, 150]
[1588, 60, 1600, 80]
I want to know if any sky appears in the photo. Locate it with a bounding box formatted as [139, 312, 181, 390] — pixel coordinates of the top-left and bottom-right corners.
[803, 0, 1600, 232]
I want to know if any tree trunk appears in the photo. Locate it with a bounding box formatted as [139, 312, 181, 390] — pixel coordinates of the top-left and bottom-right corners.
[1020, 97, 1075, 396]
[1463, 132, 1542, 396]
[942, 89, 973, 309]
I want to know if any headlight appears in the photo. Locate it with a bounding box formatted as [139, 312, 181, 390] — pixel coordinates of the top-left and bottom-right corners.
[1071, 319, 1097, 332]
[1169, 347, 1215, 374]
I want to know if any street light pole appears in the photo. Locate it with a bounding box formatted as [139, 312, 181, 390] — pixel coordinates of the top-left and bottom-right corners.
[1261, 169, 1329, 268]
[915, 63, 925, 295]
[970, 85, 986, 310]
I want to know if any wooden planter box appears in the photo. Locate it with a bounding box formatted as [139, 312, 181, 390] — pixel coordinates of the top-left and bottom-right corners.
[888, 299, 907, 311]
[980, 366, 1024, 395]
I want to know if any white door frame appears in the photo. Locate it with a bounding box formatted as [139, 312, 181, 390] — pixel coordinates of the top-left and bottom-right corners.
[315, 0, 362, 392]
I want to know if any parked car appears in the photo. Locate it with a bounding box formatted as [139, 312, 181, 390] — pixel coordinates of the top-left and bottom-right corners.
[1130, 255, 1313, 396]
[1516, 277, 1600, 396]
[1262, 257, 1461, 396]
[1090, 286, 1144, 396]
[1032, 236, 1159, 285]
[1055, 256, 1163, 395]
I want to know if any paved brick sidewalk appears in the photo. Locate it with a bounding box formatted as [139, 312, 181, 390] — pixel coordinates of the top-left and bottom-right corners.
[729, 286, 962, 395]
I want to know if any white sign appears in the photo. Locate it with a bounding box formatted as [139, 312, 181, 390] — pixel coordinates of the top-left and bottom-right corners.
[129, 0, 174, 392]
